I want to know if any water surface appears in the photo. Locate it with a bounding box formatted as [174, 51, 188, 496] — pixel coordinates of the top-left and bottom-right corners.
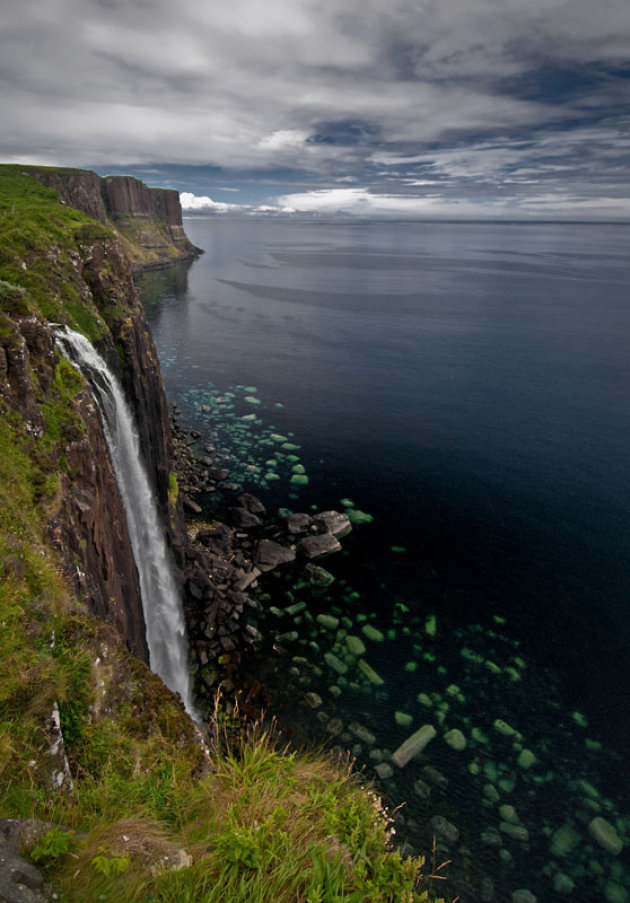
[138, 217, 630, 902]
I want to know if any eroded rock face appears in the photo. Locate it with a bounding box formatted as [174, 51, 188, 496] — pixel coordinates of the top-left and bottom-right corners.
[23, 166, 108, 223]
[1, 235, 189, 663]
[53, 388, 149, 660]
[81, 237, 181, 552]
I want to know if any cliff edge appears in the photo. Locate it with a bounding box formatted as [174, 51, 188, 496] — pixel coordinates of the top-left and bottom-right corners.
[21, 166, 202, 269]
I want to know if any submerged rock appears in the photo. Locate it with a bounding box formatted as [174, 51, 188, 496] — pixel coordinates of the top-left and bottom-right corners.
[511, 891, 537, 903]
[444, 728, 467, 751]
[604, 882, 629, 903]
[550, 823, 581, 858]
[345, 635, 366, 656]
[517, 748, 536, 769]
[361, 624, 384, 642]
[430, 815, 459, 845]
[500, 822, 529, 842]
[588, 817, 624, 855]
[391, 724, 437, 768]
[349, 722, 376, 745]
[413, 779, 431, 800]
[304, 563, 335, 586]
[395, 711, 413, 728]
[357, 659, 384, 686]
[553, 873, 575, 895]
[324, 652, 348, 675]
[237, 492, 266, 515]
[316, 614, 340, 630]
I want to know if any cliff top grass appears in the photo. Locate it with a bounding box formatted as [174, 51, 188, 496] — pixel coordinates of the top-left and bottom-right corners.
[0, 165, 112, 341]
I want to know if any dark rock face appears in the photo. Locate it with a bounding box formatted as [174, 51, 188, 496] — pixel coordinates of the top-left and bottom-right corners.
[0, 231, 190, 663]
[81, 237, 180, 547]
[103, 175, 156, 217]
[149, 187, 183, 226]
[0, 312, 152, 660]
[22, 167, 108, 224]
[0, 818, 62, 903]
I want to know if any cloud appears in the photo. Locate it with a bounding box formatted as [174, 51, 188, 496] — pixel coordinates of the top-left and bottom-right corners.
[257, 129, 312, 151]
[277, 186, 630, 220]
[180, 192, 250, 213]
[1, 0, 629, 216]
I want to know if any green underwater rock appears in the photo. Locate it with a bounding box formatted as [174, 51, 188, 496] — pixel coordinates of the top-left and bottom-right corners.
[357, 660, 385, 686]
[444, 729, 467, 751]
[588, 817, 624, 855]
[361, 624, 385, 642]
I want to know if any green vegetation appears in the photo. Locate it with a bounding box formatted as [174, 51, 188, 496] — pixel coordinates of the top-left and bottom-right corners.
[23, 720, 441, 903]
[0, 166, 109, 340]
[111, 212, 185, 269]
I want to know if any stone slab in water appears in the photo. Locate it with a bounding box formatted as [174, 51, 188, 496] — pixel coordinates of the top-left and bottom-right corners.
[297, 534, 341, 558]
[391, 724, 437, 768]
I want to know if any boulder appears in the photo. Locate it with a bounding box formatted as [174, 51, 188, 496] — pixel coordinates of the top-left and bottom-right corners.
[237, 492, 266, 515]
[228, 507, 263, 529]
[253, 540, 295, 572]
[297, 534, 341, 559]
[313, 511, 352, 536]
[287, 513, 312, 534]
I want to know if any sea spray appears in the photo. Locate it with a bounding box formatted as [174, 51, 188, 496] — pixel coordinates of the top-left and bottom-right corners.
[56, 327, 197, 719]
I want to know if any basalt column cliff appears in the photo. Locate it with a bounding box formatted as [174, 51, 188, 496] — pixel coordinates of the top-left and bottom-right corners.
[0, 165, 198, 664]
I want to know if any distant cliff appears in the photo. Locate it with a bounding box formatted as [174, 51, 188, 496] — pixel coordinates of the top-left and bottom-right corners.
[22, 166, 202, 269]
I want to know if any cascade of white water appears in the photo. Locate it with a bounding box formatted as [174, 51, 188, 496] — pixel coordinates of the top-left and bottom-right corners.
[56, 327, 197, 719]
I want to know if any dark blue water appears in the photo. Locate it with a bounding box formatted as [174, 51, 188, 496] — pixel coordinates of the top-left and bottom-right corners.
[138, 218, 630, 903]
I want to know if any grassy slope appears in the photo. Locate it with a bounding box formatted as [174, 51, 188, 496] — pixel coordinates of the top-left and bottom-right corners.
[0, 166, 444, 902]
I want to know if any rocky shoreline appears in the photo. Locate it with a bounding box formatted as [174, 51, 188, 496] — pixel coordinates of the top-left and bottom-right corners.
[171, 404, 354, 717]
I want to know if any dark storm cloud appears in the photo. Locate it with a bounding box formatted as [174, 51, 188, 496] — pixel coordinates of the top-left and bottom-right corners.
[1, 0, 629, 216]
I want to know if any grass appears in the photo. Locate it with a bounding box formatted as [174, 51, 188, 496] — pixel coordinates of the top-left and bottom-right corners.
[32, 716, 446, 903]
[0, 165, 111, 341]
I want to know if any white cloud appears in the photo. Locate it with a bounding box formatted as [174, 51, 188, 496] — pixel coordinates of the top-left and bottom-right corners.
[0, 0, 628, 217]
[257, 129, 312, 150]
[276, 187, 503, 216]
[276, 186, 630, 220]
[180, 192, 250, 213]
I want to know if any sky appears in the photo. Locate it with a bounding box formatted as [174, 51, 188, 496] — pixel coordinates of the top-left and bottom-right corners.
[1, 0, 629, 219]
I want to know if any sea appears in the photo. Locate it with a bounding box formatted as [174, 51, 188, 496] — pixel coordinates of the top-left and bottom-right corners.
[137, 216, 630, 903]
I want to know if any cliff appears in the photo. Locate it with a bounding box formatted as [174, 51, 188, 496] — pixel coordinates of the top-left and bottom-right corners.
[0, 164, 439, 903]
[0, 165, 188, 660]
[21, 166, 202, 270]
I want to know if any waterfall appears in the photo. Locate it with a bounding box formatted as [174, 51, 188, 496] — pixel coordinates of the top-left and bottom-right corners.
[56, 327, 197, 720]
